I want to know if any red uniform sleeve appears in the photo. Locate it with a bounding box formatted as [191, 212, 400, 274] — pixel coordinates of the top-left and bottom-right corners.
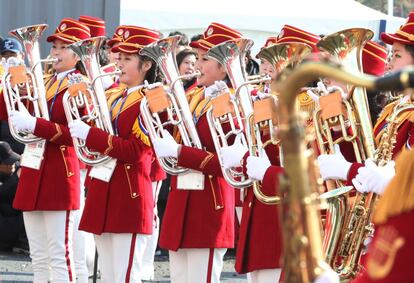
[85, 127, 150, 164]
[0, 91, 8, 121]
[177, 145, 223, 177]
[262, 165, 285, 196]
[33, 118, 74, 146]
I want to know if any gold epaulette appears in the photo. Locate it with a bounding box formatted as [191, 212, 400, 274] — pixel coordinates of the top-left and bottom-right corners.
[374, 148, 414, 225]
[296, 90, 316, 119]
[106, 85, 125, 101]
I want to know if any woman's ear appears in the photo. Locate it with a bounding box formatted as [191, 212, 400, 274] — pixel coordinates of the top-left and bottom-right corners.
[142, 60, 152, 72]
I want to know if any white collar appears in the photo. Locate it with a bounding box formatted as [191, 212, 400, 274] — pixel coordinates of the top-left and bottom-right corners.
[56, 68, 76, 81]
[127, 84, 144, 95]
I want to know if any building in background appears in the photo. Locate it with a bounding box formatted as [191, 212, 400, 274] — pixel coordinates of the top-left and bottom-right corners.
[0, 0, 120, 57]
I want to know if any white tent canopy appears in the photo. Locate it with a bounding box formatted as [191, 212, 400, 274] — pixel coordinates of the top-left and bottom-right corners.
[120, 0, 405, 54]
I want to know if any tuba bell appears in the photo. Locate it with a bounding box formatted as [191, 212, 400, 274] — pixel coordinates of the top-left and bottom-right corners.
[139, 35, 202, 175]
[62, 36, 120, 166]
[2, 24, 57, 144]
[315, 28, 379, 278]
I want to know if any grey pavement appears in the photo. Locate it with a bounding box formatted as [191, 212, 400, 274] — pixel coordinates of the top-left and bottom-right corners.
[0, 251, 247, 282]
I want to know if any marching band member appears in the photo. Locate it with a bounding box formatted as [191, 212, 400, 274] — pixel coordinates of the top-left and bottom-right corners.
[0, 18, 90, 282]
[153, 22, 241, 283]
[318, 11, 414, 195]
[68, 25, 161, 283]
[351, 147, 414, 283]
[64, 14, 107, 283]
[221, 25, 322, 283]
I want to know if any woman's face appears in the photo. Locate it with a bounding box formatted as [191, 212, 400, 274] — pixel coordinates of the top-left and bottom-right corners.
[388, 42, 414, 72]
[49, 39, 79, 73]
[117, 52, 150, 87]
[195, 49, 227, 87]
[259, 59, 276, 80]
[179, 54, 196, 77]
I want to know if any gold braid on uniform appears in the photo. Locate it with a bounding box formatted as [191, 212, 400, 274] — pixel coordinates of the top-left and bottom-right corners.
[132, 116, 151, 146]
[200, 152, 214, 169]
[104, 135, 114, 155]
[50, 123, 62, 142]
[374, 148, 414, 225]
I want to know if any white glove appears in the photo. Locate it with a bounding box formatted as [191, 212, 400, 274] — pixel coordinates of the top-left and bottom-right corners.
[246, 151, 271, 182]
[9, 104, 36, 133]
[352, 158, 395, 195]
[307, 81, 348, 104]
[317, 144, 352, 180]
[153, 130, 180, 158]
[69, 120, 91, 140]
[205, 80, 229, 98]
[220, 134, 248, 169]
[313, 269, 339, 283]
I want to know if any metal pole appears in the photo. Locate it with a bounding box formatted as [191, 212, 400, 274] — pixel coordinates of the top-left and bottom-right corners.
[388, 0, 394, 16]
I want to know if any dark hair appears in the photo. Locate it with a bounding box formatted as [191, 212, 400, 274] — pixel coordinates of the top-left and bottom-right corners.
[176, 48, 197, 68]
[405, 44, 414, 60]
[168, 31, 189, 46]
[98, 37, 110, 67]
[190, 34, 203, 43]
[138, 54, 163, 84]
[75, 61, 87, 76]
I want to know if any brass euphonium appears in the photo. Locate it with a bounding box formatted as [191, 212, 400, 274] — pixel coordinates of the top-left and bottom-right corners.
[273, 54, 414, 283]
[139, 35, 202, 175]
[62, 36, 120, 165]
[315, 28, 378, 279]
[2, 24, 57, 143]
[205, 38, 255, 188]
[253, 42, 312, 204]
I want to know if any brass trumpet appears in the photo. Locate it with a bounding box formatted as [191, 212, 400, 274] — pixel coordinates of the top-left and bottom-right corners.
[2, 24, 57, 144]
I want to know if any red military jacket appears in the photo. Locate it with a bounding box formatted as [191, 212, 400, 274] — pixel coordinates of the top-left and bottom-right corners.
[0, 72, 81, 211]
[346, 99, 414, 183]
[159, 87, 235, 251]
[235, 142, 284, 274]
[79, 86, 154, 234]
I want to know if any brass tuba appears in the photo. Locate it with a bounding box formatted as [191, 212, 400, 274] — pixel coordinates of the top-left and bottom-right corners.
[273, 53, 414, 283]
[2, 24, 56, 143]
[315, 28, 378, 278]
[62, 36, 120, 165]
[139, 35, 202, 175]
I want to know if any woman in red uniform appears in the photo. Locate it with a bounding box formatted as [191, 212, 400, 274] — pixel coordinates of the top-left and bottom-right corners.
[152, 22, 241, 283]
[68, 26, 161, 283]
[1, 18, 90, 282]
[221, 25, 322, 283]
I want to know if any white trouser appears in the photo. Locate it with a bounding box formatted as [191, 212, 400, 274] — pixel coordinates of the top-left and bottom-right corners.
[72, 169, 94, 283]
[23, 210, 75, 283]
[235, 206, 243, 224]
[247, 268, 282, 283]
[141, 181, 162, 280]
[169, 248, 227, 283]
[95, 233, 150, 283]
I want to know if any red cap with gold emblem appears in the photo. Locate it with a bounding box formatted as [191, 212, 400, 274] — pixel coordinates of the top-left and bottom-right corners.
[362, 41, 388, 76]
[381, 11, 414, 45]
[47, 18, 91, 43]
[111, 26, 160, 54]
[277, 25, 320, 52]
[190, 22, 243, 51]
[79, 15, 106, 37]
[107, 25, 135, 47]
